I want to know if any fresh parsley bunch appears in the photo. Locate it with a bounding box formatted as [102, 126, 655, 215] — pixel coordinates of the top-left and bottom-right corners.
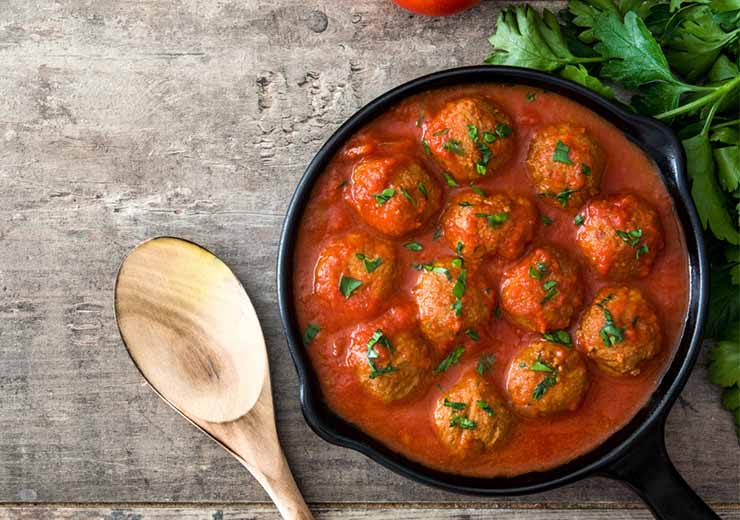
[485, 0, 740, 439]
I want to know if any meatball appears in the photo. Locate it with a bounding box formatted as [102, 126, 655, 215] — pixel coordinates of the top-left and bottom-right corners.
[314, 233, 397, 319]
[425, 96, 515, 182]
[507, 340, 589, 417]
[500, 246, 584, 333]
[576, 287, 662, 376]
[527, 123, 604, 210]
[441, 190, 538, 261]
[348, 155, 442, 237]
[576, 193, 664, 280]
[347, 322, 433, 403]
[434, 372, 513, 457]
[413, 257, 494, 345]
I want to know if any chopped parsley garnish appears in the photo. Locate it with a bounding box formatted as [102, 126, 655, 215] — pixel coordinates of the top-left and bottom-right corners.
[477, 400, 495, 416]
[412, 262, 452, 281]
[528, 262, 547, 280]
[574, 214, 585, 226]
[476, 353, 495, 375]
[541, 279, 559, 304]
[519, 362, 527, 368]
[554, 188, 578, 207]
[475, 142, 492, 175]
[432, 128, 450, 136]
[355, 253, 382, 273]
[581, 164, 592, 176]
[434, 346, 465, 374]
[541, 215, 554, 225]
[616, 228, 644, 247]
[475, 211, 509, 228]
[458, 201, 473, 207]
[366, 329, 397, 379]
[404, 242, 423, 252]
[451, 257, 463, 268]
[302, 323, 320, 345]
[451, 269, 467, 316]
[543, 330, 572, 346]
[339, 275, 362, 298]
[470, 183, 487, 196]
[467, 124, 479, 141]
[465, 328, 480, 341]
[600, 308, 625, 348]
[449, 415, 477, 429]
[637, 243, 650, 259]
[401, 188, 417, 207]
[416, 112, 424, 127]
[494, 306, 502, 319]
[496, 123, 513, 137]
[596, 293, 615, 308]
[418, 181, 428, 199]
[483, 131, 496, 143]
[422, 139, 431, 156]
[443, 172, 459, 187]
[530, 360, 555, 373]
[443, 138, 465, 156]
[372, 188, 396, 206]
[337, 180, 348, 189]
[443, 398, 466, 410]
[526, 92, 536, 102]
[533, 375, 558, 400]
[433, 228, 443, 240]
[456, 242, 464, 255]
[552, 140, 574, 165]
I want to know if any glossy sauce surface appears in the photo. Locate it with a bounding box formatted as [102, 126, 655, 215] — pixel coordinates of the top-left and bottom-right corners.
[293, 84, 688, 477]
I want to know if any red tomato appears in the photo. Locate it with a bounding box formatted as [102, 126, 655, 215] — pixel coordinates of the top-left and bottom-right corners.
[391, 0, 481, 16]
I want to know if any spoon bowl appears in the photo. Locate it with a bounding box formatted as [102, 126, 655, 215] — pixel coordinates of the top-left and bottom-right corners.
[115, 237, 312, 519]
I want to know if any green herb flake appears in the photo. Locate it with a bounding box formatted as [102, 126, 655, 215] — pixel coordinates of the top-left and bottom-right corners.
[432, 128, 450, 136]
[529, 262, 547, 280]
[339, 275, 363, 298]
[541, 215, 554, 225]
[470, 183, 487, 196]
[443, 172, 459, 187]
[422, 139, 431, 156]
[467, 124, 479, 142]
[337, 180, 348, 189]
[434, 346, 465, 374]
[372, 188, 396, 206]
[366, 329, 398, 379]
[449, 415, 477, 430]
[404, 242, 423, 252]
[530, 360, 555, 373]
[443, 398, 466, 410]
[552, 140, 574, 165]
[302, 323, 320, 345]
[465, 329, 480, 341]
[527, 92, 536, 102]
[477, 400, 496, 416]
[433, 228, 443, 240]
[443, 138, 465, 156]
[476, 353, 496, 375]
[496, 123, 513, 138]
[458, 201, 473, 207]
[412, 262, 452, 281]
[475, 211, 509, 228]
[533, 375, 558, 400]
[574, 214, 585, 226]
[418, 181, 428, 199]
[401, 188, 417, 207]
[543, 330, 572, 346]
[355, 253, 382, 273]
[554, 188, 578, 207]
[600, 308, 625, 348]
[483, 131, 497, 143]
[581, 164, 592, 176]
[637, 244, 650, 259]
[456, 242, 464, 255]
[451, 257, 463, 268]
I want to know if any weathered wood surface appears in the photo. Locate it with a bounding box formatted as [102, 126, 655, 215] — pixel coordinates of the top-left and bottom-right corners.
[0, 0, 738, 517]
[2, 506, 740, 520]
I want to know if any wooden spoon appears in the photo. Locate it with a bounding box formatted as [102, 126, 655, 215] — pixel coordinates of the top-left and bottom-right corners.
[114, 237, 313, 520]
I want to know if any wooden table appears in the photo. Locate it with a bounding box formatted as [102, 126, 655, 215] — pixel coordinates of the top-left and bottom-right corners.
[1, 1, 738, 518]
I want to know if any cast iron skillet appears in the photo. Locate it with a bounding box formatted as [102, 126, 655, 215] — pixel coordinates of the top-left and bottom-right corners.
[276, 66, 715, 519]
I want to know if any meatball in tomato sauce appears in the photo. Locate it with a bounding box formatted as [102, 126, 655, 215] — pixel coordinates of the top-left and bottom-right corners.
[347, 320, 433, 403]
[413, 257, 494, 346]
[314, 233, 397, 319]
[527, 123, 604, 210]
[348, 154, 442, 237]
[499, 246, 584, 333]
[425, 96, 515, 182]
[507, 340, 589, 417]
[575, 193, 664, 280]
[434, 372, 513, 457]
[576, 287, 662, 376]
[441, 190, 537, 261]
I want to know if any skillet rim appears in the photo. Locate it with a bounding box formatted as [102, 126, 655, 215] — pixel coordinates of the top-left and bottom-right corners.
[276, 65, 708, 495]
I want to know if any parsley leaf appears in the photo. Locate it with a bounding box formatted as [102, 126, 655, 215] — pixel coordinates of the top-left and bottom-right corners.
[366, 329, 398, 379]
[476, 353, 496, 375]
[553, 140, 575, 164]
[404, 242, 423, 252]
[356, 253, 382, 273]
[533, 375, 558, 400]
[339, 275, 362, 298]
[477, 400, 496, 416]
[530, 360, 555, 372]
[475, 211, 509, 228]
[449, 415, 477, 429]
[302, 323, 320, 345]
[543, 330, 573, 345]
[372, 188, 396, 206]
[443, 398, 466, 410]
[435, 346, 465, 374]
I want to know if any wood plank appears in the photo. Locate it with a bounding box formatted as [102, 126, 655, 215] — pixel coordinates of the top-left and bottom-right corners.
[1, 506, 739, 520]
[0, 0, 737, 507]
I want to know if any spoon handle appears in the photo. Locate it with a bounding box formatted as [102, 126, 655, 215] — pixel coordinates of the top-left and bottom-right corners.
[240, 447, 314, 520]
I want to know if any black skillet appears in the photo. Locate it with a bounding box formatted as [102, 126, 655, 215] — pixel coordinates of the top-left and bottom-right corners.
[276, 66, 716, 519]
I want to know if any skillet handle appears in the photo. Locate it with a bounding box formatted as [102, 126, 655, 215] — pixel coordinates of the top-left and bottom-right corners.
[604, 416, 719, 520]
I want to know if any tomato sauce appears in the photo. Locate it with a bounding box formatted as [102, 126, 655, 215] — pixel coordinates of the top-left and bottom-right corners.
[292, 84, 688, 477]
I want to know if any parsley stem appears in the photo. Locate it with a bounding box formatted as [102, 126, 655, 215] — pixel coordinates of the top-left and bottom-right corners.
[711, 118, 740, 131]
[701, 95, 724, 136]
[656, 75, 740, 120]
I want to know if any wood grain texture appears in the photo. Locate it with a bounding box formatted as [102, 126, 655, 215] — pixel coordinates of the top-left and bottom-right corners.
[0, 0, 738, 514]
[2, 506, 740, 520]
